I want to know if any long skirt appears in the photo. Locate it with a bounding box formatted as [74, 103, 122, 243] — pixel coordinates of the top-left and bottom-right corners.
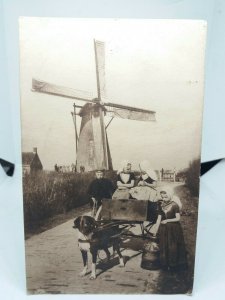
[129, 186, 157, 201]
[112, 188, 130, 199]
[159, 222, 187, 270]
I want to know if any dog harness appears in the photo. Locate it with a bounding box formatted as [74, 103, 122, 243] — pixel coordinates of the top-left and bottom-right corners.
[77, 232, 92, 251]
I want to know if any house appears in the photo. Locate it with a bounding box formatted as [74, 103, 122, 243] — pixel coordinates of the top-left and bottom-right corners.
[160, 168, 176, 182]
[22, 147, 43, 176]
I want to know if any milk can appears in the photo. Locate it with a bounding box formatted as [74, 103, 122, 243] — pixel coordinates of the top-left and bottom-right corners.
[141, 235, 160, 270]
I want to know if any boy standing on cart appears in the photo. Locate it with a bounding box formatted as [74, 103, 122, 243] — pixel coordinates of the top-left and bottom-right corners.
[88, 169, 115, 219]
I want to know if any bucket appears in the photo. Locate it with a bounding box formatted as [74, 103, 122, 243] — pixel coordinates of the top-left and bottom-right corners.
[141, 238, 160, 270]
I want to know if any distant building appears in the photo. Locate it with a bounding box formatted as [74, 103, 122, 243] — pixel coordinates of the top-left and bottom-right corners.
[154, 170, 161, 181]
[160, 168, 176, 182]
[22, 147, 43, 176]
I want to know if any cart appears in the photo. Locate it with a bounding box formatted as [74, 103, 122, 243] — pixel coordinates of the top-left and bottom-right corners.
[95, 198, 160, 270]
[97, 198, 158, 238]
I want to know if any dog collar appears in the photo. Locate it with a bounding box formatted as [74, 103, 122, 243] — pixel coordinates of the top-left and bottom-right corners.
[78, 238, 91, 243]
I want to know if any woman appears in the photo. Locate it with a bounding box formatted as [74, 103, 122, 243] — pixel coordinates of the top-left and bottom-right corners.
[129, 161, 158, 202]
[112, 161, 135, 199]
[137, 168, 157, 195]
[128, 161, 159, 224]
[151, 186, 187, 271]
[138, 160, 157, 188]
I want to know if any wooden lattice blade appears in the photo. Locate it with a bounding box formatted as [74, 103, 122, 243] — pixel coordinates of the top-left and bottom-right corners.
[94, 40, 105, 100]
[32, 78, 94, 102]
[105, 102, 156, 121]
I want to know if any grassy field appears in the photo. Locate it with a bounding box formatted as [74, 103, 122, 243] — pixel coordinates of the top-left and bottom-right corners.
[23, 170, 117, 235]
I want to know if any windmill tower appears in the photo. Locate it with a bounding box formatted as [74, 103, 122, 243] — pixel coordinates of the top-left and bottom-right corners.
[32, 40, 156, 172]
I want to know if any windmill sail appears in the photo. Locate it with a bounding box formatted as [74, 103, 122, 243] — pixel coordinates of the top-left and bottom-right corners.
[94, 40, 109, 169]
[32, 79, 94, 102]
[105, 102, 156, 121]
[94, 40, 106, 100]
[31, 40, 156, 172]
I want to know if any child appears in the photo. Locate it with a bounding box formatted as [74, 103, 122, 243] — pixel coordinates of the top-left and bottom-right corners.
[150, 186, 187, 271]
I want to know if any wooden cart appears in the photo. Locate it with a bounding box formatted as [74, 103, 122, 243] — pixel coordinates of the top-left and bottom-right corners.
[99, 198, 156, 237]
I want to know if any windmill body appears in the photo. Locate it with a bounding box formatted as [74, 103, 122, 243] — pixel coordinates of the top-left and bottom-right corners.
[32, 40, 156, 172]
[76, 103, 113, 172]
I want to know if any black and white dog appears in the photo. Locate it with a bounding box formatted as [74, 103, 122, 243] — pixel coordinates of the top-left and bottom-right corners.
[73, 215, 125, 279]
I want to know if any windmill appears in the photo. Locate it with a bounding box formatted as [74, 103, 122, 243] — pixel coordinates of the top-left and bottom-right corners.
[32, 40, 156, 172]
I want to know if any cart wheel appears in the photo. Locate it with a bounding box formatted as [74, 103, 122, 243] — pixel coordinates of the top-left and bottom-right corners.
[97, 250, 111, 262]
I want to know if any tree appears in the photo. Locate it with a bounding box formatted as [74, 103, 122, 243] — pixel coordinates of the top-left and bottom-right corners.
[185, 158, 201, 196]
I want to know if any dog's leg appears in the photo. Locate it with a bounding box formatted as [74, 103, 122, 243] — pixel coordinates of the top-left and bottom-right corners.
[90, 249, 97, 280]
[114, 242, 125, 267]
[95, 205, 102, 221]
[103, 247, 111, 261]
[112, 244, 116, 258]
[80, 250, 88, 277]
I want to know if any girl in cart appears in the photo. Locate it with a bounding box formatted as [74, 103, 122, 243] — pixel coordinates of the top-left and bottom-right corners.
[112, 160, 135, 199]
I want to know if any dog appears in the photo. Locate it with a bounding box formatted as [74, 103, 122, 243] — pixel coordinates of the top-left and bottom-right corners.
[73, 215, 125, 279]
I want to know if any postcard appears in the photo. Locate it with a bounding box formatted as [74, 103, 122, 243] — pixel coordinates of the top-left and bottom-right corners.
[19, 17, 206, 294]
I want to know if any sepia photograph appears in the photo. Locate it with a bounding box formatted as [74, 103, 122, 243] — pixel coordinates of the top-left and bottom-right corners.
[19, 18, 206, 294]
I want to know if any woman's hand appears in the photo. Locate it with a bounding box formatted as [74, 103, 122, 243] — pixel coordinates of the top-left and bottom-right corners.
[118, 180, 134, 189]
[149, 224, 158, 236]
[118, 186, 127, 190]
[162, 214, 180, 224]
[161, 220, 167, 224]
[138, 181, 144, 186]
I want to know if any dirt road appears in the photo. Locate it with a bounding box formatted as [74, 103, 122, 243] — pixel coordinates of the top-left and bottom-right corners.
[26, 218, 161, 294]
[25, 183, 195, 294]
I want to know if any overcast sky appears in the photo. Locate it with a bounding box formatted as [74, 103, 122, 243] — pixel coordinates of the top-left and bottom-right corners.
[19, 18, 206, 171]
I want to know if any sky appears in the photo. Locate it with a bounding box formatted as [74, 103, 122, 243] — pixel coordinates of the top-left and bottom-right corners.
[19, 18, 206, 171]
